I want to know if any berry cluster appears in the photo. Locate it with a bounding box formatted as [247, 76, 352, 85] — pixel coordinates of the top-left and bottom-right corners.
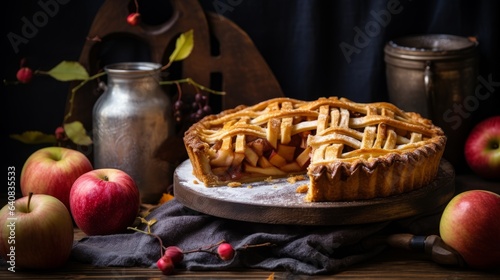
[156, 246, 184, 275]
[191, 92, 212, 121]
[156, 242, 235, 275]
[129, 223, 272, 276]
[173, 91, 212, 124]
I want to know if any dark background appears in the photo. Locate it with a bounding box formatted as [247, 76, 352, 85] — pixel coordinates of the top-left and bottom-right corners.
[2, 0, 499, 194]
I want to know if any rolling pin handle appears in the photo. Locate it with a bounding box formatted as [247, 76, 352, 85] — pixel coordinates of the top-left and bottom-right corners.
[409, 235, 427, 252]
[424, 235, 467, 267]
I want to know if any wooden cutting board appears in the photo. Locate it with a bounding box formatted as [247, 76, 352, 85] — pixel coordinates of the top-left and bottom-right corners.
[173, 159, 455, 225]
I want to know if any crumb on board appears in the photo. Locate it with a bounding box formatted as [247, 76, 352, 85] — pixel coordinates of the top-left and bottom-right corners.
[247, 185, 253, 189]
[287, 174, 306, 184]
[296, 184, 308, 193]
[264, 176, 273, 183]
[227, 182, 242, 188]
[193, 179, 199, 184]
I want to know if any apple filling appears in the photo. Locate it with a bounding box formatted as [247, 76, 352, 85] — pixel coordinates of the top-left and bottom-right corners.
[207, 135, 312, 182]
[205, 111, 315, 182]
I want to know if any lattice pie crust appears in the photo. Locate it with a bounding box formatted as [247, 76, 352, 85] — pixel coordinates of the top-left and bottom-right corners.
[184, 97, 446, 202]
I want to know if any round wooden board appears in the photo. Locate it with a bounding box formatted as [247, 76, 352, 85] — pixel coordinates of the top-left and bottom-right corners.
[174, 159, 455, 225]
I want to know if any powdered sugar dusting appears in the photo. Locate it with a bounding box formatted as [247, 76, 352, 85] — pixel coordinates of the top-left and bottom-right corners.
[173, 160, 454, 225]
[174, 160, 310, 207]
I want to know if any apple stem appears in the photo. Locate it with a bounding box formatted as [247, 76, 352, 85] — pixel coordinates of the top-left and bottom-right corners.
[27, 192, 34, 213]
[103, 175, 109, 181]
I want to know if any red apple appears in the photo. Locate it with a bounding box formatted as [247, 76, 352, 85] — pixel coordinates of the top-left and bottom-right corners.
[70, 168, 140, 235]
[0, 194, 74, 270]
[21, 147, 93, 211]
[464, 116, 500, 180]
[439, 190, 500, 269]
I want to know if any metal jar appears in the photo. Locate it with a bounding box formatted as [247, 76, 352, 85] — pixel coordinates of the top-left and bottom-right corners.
[93, 62, 174, 203]
[384, 34, 478, 169]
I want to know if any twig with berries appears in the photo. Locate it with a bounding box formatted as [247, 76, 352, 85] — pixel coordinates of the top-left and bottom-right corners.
[6, 0, 223, 149]
[129, 221, 274, 276]
[127, 217, 164, 254]
[6, 28, 224, 147]
[157, 240, 275, 275]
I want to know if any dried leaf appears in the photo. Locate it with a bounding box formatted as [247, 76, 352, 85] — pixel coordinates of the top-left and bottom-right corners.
[159, 193, 175, 204]
[47, 61, 89, 81]
[168, 29, 194, 63]
[9, 131, 57, 144]
[138, 217, 158, 234]
[64, 121, 92, 145]
[148, 219, 157, 227]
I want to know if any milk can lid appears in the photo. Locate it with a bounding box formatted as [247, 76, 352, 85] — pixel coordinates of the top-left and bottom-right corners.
[384, 34, 478, 60]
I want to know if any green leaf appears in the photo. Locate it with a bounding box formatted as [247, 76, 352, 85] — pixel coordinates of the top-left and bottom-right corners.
[168, 29, 194, 63]
[64, 121, 92, 146]
[47, 61, 89, 81]
[10, 131, 57, 144]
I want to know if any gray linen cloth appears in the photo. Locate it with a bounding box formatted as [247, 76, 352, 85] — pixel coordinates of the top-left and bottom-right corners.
[71, 198, 391, 275]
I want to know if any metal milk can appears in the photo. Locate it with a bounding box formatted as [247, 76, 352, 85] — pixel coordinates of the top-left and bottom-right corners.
[384, 34, 478, 170]
[93, 62, 174, 204]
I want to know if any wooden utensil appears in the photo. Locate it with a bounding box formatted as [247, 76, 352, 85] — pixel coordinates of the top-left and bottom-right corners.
[362, 233, 466, 267]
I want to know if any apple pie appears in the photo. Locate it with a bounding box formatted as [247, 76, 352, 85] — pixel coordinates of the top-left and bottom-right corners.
[183, 97, 446, 202]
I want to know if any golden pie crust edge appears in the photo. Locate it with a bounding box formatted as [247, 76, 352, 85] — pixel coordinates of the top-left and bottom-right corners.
[183, 98, 446, 202]
[306, 133, 445, 201]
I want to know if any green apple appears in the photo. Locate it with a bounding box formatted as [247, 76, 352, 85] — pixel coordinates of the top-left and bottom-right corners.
[0, 194, 74, 270]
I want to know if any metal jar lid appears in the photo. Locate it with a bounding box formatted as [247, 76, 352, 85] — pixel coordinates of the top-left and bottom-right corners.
[384, 34, 478, 61]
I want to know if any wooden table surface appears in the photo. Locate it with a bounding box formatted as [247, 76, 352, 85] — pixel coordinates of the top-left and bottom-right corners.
[1, 175, 499, 279]
[2, 230, 499, 280]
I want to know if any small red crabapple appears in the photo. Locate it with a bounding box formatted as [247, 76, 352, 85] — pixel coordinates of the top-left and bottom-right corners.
[217, 243, 235, 261]
[126, 13, 141, 26]
[16, 67, 33, 83]
[55, 126, 65, 140]
[164, 246, 184, 264]
[156, 255, 175, 275]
